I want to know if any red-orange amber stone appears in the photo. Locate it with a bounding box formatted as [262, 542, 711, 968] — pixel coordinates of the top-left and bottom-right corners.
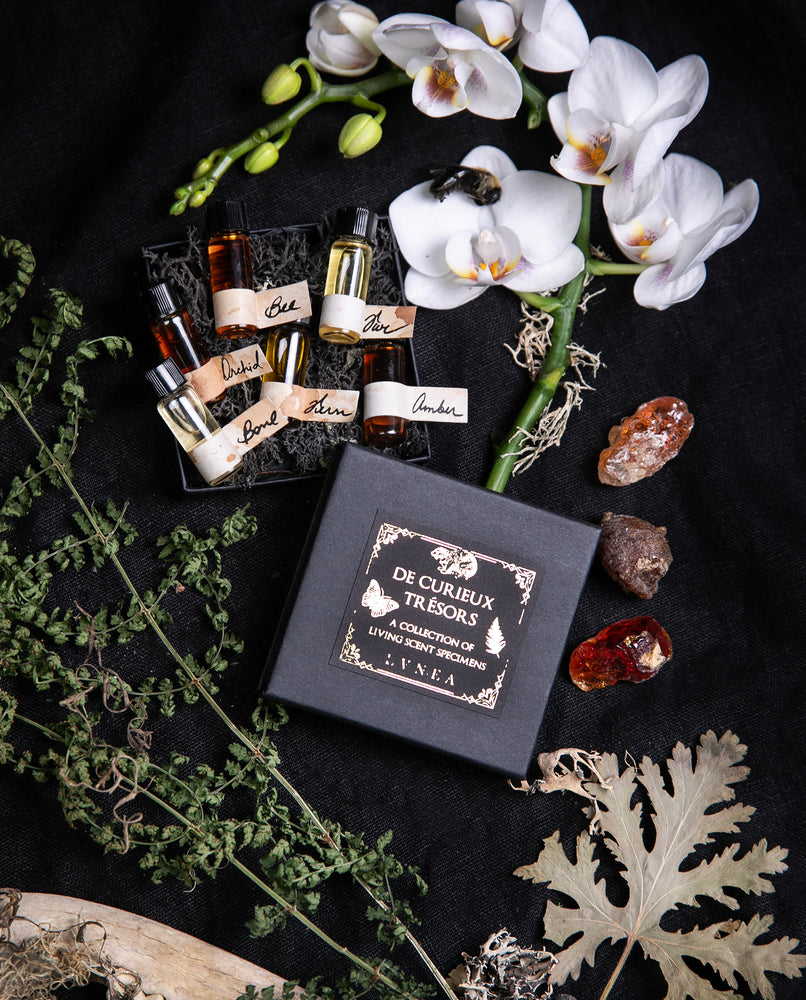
[569, 616, 673, 691]
[598, 396, 694, 486]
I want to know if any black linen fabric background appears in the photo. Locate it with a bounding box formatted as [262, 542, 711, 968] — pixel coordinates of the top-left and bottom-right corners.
[1, 2, 804, 999]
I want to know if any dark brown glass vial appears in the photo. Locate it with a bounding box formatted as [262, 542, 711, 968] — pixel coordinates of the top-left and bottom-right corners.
[363, 341, 407, 448]
[206, 199, 258, 339]
[143, 279, 210, 373]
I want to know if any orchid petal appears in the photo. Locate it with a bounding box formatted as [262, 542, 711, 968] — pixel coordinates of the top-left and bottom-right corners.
[505, 242, 585, 292]
[404, 268, 489, 309]
[634, 260, 707, 309]
[567, 36, 658, 125]
[547, 92, 570, 143]
[461, 144, 518, 180]
[372, 16, 452, 70]
[603, 157, 666, 224]
[518, 0, 589, 72]
[669, 178, 759, 278]
[339, 8, 382, 54]
[412, 63, 468, 116]
[389, 181, 480, 276]
[609, 213, 683, 264]
[445, 225, 522, 284]
[496, 170, 582, 261]
[310, 32, 379, 74]
[637, 54, 709, 132]
[455, 0, 518, 49]
[661, 154, 725, 232]
[459, 48, 523, 117]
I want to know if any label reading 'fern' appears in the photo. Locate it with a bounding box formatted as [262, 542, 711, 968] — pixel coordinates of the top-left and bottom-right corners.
[330, 512, 542, 715]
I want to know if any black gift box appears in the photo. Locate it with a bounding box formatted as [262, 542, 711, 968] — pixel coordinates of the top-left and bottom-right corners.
[260, 444, 600, 776]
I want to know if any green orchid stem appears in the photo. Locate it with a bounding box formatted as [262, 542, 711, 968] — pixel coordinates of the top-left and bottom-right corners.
[484, 185, 592, 494]
[513, 55, 547, 129]
[0, 379, 458, 1000]
[173, 68, 410, 213]
[586, 260, 647, 275]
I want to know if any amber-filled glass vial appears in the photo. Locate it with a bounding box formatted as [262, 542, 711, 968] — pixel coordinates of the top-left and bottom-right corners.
[363, 341, 407, 448]
[206, 199, 258, 339]
[260, 319, 310, 398]
[319, 206, 377, 344]
[143, 279, 210, 373]
[145, 357, 243, 486]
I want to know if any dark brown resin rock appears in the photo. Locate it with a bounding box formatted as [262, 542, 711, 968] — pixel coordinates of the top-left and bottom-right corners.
[569, 616, 673, 691]
[598, 396, 694, 486]
[598, 512, 672, 599]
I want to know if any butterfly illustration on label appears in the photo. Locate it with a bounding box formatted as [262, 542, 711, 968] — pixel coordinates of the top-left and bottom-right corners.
[362, 578, 400, 618]
[430, 545, 478, 580]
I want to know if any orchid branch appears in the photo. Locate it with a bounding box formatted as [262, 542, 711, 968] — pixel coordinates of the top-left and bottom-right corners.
[484, 185, 591, 493]
[170, 64, 409, 215]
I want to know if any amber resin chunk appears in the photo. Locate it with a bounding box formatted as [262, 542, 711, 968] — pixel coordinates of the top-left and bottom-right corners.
[598, 397, 694, 486]
[569, 616, 672, 691]
[598, 512, 672, 598]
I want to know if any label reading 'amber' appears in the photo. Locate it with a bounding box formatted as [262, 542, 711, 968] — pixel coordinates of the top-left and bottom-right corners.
[363, 383, 468, 422]
[260, 383, 359, 423]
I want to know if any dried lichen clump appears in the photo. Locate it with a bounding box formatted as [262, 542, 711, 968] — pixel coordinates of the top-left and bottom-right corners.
[452, 928, 576, 1000]
[597, 512, 672, 598]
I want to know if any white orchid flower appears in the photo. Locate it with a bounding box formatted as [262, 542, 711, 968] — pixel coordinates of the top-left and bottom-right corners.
[456, 0, 588, 72]
[548, 36, 709, 223]
[371, 14, 522, 119]
[389, 145, 584, 309]
[306, 0, 381, 77]
[608, 153, 759, 310]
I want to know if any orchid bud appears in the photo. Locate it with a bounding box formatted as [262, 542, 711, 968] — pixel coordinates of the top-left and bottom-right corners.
[261, 64, 302, 105]
[338, 113, 382, 159]
[244, 141, 280, 174]
[192, 156, 215, 179]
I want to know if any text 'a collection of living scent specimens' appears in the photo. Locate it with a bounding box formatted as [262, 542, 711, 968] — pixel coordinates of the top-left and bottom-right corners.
[142, 199, 468, 486]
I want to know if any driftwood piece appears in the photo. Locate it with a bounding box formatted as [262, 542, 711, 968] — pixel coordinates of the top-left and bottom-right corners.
[10, 892, 299, 1000]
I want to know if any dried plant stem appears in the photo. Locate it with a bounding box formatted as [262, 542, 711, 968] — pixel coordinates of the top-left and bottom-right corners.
[484, 185, 591, 494]
[2, 381, 457, 1000]
[597, 936, 636, 1000]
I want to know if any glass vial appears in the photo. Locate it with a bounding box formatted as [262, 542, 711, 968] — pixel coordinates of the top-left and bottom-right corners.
[363, 341, 408, 449]
[319, 206, 377, 345]
[145, 357, 243, 486]
[206, 199, 258, 339]
[143, 279, 210, 373]
[260, 318, 310, 398]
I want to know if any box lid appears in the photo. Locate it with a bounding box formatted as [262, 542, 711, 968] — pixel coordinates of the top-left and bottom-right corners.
[261, 444, 600, 777]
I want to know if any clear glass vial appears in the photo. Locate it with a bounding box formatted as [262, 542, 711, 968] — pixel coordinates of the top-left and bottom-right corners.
[143, 279, 210, 373]
[206, 199, 258, 339]
[145, 357, 243, 486]
[363, 340, 407, 449]
[319, 206, 377, 345]
[260, 318, 310, 397]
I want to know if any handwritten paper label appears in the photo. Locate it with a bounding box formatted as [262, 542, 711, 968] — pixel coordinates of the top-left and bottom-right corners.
[224, 397, 289, 453]
[260, 383, 359, 423]
[330, 513, 542, 716]
[187, 345, 272, 402]
[363, 382, 468, 423]
[255, 281, 312, 329]
[361, 305, 416, 339]
[213, 288, 259, 331]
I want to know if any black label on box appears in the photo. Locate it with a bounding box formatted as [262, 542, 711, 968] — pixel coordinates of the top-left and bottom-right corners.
[330, 512, 542, 715]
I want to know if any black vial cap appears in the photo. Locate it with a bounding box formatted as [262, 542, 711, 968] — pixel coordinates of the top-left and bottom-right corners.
[333, 206, 377, 242]
[143, 279, 183, 321]
[206, 198, 249, 233]
[145, 357, 186, 397]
